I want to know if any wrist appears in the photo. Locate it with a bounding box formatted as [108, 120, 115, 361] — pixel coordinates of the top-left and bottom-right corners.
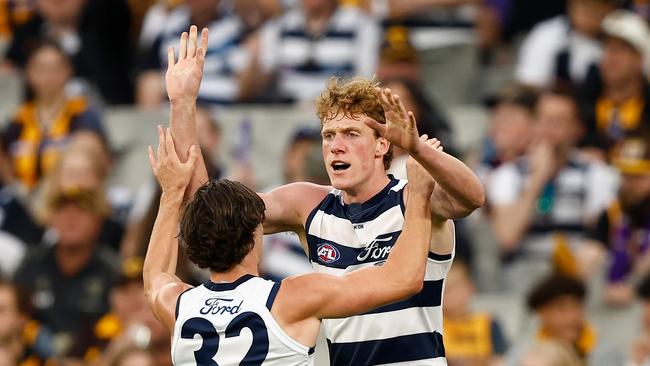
[169, 97, 197, 107]
[160, 190, 185, 206]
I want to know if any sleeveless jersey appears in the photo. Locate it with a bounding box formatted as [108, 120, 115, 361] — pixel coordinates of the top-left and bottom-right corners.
[305, 177, 454, 365]
[172, 275, 314, 366]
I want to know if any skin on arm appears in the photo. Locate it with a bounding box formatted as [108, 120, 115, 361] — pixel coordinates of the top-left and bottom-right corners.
[491, 143, 555, 251]
[272, 156, 437, 346]
[143, 126, 200, 332]
[365, 87, 485, 219]
[167, 25, 210, 200]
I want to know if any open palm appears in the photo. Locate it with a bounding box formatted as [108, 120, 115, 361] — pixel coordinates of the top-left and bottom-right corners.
[166, 26, 209, 103]
[365, 87, 420, 154]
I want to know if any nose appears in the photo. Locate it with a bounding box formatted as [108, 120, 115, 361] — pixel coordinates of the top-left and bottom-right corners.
[330, 133, 345, 154]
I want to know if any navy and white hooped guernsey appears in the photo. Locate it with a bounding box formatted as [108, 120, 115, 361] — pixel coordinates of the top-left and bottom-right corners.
[305, 176, 454, 366]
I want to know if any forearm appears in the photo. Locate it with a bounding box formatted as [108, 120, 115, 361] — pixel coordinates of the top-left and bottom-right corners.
[412, 141, 485, 215]
[382, 191, 432, 293]
[143, 192, 183, 294]
[493, 177, 546, 248]
[169, 100, 209, 198]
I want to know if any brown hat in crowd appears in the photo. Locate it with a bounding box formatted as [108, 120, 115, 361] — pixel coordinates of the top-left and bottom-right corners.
[47, 187, 110, 218]
[611, 134, 650, 175]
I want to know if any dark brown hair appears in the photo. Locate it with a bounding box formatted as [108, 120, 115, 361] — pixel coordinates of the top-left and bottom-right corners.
[179, 180, 265, 273]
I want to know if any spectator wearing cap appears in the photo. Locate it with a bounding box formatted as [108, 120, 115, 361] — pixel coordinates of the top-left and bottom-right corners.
[13, 188, 119, 358]
[588, 133, 650, 306]
[581, 10, 650, 155]
[240, 0, 380, 102]
[505, 274, 596, 365]
[488, 86, 618, 292]
[516, 0, 621, 89]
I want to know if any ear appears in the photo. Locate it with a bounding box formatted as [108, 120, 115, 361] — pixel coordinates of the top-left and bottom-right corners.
[375, 136, 390, 159]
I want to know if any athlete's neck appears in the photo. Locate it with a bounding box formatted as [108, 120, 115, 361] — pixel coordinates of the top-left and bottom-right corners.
[341, 174, 391, 205]
[209, 254, 260, 284]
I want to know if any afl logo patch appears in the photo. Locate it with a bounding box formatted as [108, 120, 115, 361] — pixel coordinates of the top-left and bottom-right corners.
[317, 243, 340, 263]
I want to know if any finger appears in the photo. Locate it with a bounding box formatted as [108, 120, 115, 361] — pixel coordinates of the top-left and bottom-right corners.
[188, 25, 197, 58]
[419, 134, 428, 141]
[148, 145, 157, 171]
[407, 111, 417, 129]
[376, 87, 392, 109]
[179, 31, 188, 60]
[167, 46, 175, 70]
[157, 125, 165, 159]
[200, 27, 209, 53]
[385, 88, 397, 107]
[394, 94, 409, 118]
[196, 47, 205, 67]
[363, 118, 385, 135]
[165, 127, 176, 161]
[186, 145, 200, 169]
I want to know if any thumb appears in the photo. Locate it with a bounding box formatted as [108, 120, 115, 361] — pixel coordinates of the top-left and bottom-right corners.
[186, 145, 200, 169]
[363, 118, 385, 136]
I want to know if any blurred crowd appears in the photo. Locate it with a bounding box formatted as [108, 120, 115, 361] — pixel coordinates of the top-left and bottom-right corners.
[0, 0, 649, 365]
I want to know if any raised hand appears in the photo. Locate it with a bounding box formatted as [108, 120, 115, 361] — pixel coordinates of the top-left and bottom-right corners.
[148, 126, 199, 195]
[166, 25, 209, 103]
[364, 87, 420, 155]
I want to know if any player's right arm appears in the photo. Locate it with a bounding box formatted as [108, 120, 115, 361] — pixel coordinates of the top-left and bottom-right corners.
[259, 183, 331, 234]
[143, 127, 199, 332]
[274, 158, 436, 326]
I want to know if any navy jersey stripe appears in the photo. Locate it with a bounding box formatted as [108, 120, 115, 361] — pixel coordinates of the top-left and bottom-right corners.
[428, 252, 453, 261]
[204, 274, 255, 291]
[364, 280, 443, 315]
[307, 231, 401, 269]
[265, 282, 281, 310]
[327, 332, 446, 365]
[174, 287, 194, 320]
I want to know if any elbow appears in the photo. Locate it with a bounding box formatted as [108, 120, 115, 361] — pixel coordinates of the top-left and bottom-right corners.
[466, 184, 486, 212]
[402, 271, 425, 297]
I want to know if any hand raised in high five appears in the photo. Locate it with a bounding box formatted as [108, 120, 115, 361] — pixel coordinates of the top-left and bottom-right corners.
[148, 126, 200, 195]
[407, 135, 441, 198]
[364, 87, 421, 155]
[166, 25, 209, 104]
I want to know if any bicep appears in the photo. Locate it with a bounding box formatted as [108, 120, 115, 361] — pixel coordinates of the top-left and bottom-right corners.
[148, 273, 191, 332]
[260, 183, 329, 234]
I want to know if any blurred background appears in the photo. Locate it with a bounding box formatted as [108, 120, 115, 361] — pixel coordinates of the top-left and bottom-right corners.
[0, 0, 649, 365]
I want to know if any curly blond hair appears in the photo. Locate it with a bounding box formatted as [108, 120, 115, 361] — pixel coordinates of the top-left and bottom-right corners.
[316, 77, 393, 169]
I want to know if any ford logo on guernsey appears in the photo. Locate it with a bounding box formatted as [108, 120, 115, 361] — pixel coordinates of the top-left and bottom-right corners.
[317, 243, 340, 263]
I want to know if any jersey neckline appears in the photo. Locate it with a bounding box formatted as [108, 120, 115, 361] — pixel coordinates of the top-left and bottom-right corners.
[204, 274, 255, 291]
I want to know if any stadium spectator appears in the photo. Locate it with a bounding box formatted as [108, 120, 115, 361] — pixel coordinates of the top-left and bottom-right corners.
[260, 126, 321, 281]
[240, 0, 380, 102]
[505, 274, 596, 365]
[68, 257, 168, 365]
[580, 10, 650, 155]
[13, 188, 119, 357]
[515, 0, 621, 89]
[475, 83, 538, 198]
[488, 87, 618, 290]
[588, 133, 650, 306]
[375, 25, 420, 82]
[137, 0, 251, 106]
[32, 139, 124, 251]
[0, 279, 56, 364]
[443, 260, 508, 365]
[0, 0, 35, 43]
[2, 0, 134, 104]
[2, 41, 104, 191]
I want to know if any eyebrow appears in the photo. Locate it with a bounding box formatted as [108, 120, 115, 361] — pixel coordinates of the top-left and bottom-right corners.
[322, 127, 361, 135]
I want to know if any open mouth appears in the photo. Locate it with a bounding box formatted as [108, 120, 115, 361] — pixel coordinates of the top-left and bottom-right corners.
[331, 161, 351, 172]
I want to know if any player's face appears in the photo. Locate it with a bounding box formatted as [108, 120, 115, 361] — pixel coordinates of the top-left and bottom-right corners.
[321, 115, 387, 192]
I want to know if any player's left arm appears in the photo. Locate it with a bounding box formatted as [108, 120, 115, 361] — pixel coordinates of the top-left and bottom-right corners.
[143, 126, 198, 332]
[365, 87, 485, 219]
